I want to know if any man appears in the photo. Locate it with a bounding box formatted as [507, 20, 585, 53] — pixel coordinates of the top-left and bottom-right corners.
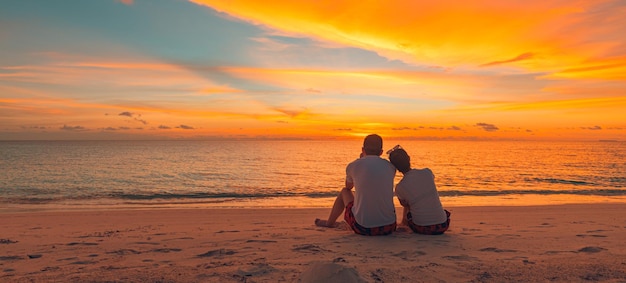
[315, 134, 397, 235]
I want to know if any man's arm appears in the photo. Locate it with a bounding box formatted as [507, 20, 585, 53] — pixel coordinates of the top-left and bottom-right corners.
[345, 180, 354, 191]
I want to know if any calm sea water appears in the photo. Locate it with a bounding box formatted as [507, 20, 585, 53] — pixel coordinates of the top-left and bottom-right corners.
[1, 140, 625, 211]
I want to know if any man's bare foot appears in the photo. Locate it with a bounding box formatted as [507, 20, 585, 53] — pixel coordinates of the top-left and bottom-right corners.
[314, 218, 338, 228]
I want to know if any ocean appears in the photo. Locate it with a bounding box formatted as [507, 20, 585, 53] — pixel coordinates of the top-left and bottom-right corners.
[1, 140, 625, 211]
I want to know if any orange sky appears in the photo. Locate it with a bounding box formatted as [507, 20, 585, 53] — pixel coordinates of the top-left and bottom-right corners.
[0, 0, 624, 140]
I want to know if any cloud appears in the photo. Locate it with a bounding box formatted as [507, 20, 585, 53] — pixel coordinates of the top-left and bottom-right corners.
[117, 111, 148, 125]
[475, 123, 499, 132]
[447, 126, 462, 131]
[60, 125, 87, 131]
[391, 127, 417, 131]
[581, 126, 602, 130]
[102, 126, 134, 131]
[135, 118, 148, 125]
[177, 125, 195, 130]
[21, 126, 47, 130]
[480, 52, 535, 67]
[158, 125, 171, 130]
[191, 0, 625, 78]
[271, 107, 313, 119]
[548, 61, 626, 80]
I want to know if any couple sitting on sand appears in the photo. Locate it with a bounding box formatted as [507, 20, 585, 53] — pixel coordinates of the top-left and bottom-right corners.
[315, 134, 451, 236]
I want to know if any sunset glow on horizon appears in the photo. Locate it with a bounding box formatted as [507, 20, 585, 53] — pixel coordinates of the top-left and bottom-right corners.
[1, 0, 625, 141]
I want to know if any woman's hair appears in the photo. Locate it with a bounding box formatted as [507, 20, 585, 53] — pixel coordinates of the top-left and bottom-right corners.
[389, 148, 411, 173]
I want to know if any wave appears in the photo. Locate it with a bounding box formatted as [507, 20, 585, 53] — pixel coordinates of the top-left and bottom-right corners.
[1, 188, 625, 204]
[437, 189, 626, 197]
[529, 178, 593, 186]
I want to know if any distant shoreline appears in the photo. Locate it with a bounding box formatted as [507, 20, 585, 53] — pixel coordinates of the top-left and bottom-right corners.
[1, 195, 624, 214]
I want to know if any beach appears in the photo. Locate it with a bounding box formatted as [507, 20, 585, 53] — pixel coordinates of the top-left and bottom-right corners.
[1, 203, 625, 282]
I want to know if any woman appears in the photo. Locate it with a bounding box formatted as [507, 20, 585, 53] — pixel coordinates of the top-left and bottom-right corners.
[387, 145, 451, 235]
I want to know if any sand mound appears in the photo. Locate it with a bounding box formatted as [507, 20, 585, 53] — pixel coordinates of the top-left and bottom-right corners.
[298, 261, 367, 283]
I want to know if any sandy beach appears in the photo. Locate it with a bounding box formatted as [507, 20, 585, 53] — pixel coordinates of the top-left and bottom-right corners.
[1, 203, 625, 282]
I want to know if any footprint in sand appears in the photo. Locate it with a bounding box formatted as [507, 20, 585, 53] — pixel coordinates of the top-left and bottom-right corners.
[535, 223, 555, 228]
[0, 256, 24, 261]
[133, 241, 160, 245]
[108, 249, 141, 255]
[70, 260, 97, 265]
[246, 239, 278, 243]
[577, 246, 606, 253]
[576, 234, 608, 238]
[392, 250, 427, 260]
[66, 242, 99, 246]
[77, 230, 120, 238]
[544, 250, 571, 255]
[462, 228, 482, 232]
[292, 244, 326, 253]
[442, 254, 479, 261]
[196, 248, 237, 258]
[216, 230, 240, 233]
[150, 248, 182, 253]
[479, 247, 517, 253]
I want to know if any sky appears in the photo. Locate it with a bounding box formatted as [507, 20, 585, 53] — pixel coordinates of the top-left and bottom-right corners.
[1, 0, 625, 141]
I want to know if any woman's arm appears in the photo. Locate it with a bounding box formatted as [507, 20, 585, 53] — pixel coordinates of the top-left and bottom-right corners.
[398, 198, 410, 226]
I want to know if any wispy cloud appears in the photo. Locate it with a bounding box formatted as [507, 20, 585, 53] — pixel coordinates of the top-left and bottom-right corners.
[191, 0, 625, 78]
[480, 53, 535, 67]
[60, 125, 88, 131]
[391, 127, 418, 131]
[581, 126, 602, 130]
[1, 1, 624, 141]
[117, 111, 148, 125]
[271, 107, 314, 119]
[475, 123, 499, 132]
